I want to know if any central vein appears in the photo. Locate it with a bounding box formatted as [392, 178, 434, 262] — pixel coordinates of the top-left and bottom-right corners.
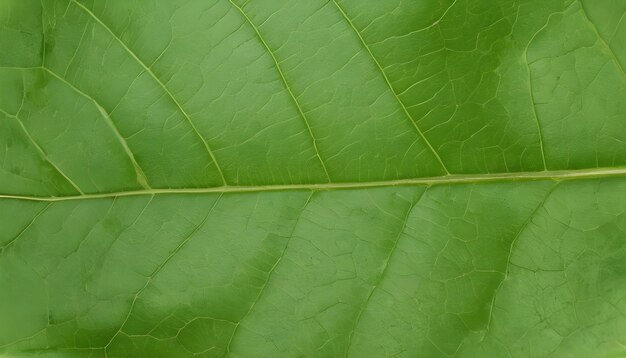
[1, 167, 626, 202]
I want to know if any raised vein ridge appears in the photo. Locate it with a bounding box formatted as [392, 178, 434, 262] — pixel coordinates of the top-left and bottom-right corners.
[1, 167, 626, 202]
[227, 0, 332, 182]
[70, 0, 228, 186]
[42, 67, 152, 190]
[330, 0, 451, 174]
[578, 0, 626, 78]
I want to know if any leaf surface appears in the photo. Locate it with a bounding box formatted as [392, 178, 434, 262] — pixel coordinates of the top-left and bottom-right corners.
[1, 0, 625, 357]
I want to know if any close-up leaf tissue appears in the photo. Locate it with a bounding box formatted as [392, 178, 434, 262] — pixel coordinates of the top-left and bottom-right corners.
[1, 0, 625, 357]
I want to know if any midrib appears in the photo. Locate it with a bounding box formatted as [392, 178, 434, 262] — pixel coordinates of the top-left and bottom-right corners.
[3, 167, 626, 202]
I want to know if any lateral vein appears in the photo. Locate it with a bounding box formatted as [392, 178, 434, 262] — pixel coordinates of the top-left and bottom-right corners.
[43, 67, 152, 190]
[484, 182, 560, 334]
[227, 0, 332, 182]
[0, 109, 85, 195]
[103, 194, 222, 351]
[330, 0, 450, 174]
[345, 187, 427, 355]
[70, 0, 227, 186]
[524, 12, 557, 171]
[225, 190, 315, 355]
[578, 0, 626, 79]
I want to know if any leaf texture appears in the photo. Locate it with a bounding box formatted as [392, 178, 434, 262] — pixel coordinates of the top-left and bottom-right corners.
[1, 0, 625, 357]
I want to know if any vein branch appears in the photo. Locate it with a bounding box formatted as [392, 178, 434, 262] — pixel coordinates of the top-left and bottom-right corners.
[226, 0, 332, 182]
[578, 0, 626, 79]
[103, 194, 222, 352]
[225, 191, 315, 355]
[0, 202, 51, 251]
[70, 0, 227, 186]
[345, 187, 427, 355]
[524, 13, 557, 171]
[330, 0, 450, 174]
[484, 183, 560, 337]
[0, 109, 84, 195]
[43, 67, 152, 189]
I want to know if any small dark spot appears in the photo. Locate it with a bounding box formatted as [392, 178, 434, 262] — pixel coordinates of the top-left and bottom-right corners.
[44, 37, 55, 54]
[10, 166, 21, 175]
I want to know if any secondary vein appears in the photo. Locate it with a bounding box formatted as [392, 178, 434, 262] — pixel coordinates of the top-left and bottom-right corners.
[227, 0, 332, 182]
[578, 0, 626, 79]
[43, 67, 152, 190]
[70, 0, 228, 186]
[330, 0, 451, 174]
[345, 187, 427, 355]
[225, 190, 315, 356]
[0, 109, 85, 195]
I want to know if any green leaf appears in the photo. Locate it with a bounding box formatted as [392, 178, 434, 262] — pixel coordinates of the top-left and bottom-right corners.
[1, 0, 625, 357]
